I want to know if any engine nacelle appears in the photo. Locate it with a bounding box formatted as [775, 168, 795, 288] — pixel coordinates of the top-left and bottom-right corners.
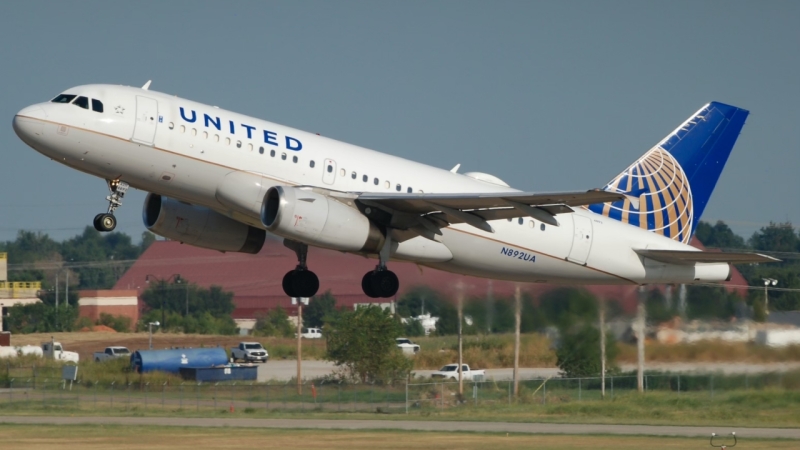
[143, 194, 265, 254]
[261, 186, 384, 253]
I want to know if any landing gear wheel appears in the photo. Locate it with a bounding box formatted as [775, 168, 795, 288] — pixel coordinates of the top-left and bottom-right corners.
[282, 269, 319, 298]
[362, 272, 379, 298]
[362, 270, 399, 298]
[94, 213, 117, 232]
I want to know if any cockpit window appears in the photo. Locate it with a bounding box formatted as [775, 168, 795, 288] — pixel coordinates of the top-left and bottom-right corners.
[51, 94, 76, 103]
[73, 96, 89, 110]
[91, 99, 104, 113]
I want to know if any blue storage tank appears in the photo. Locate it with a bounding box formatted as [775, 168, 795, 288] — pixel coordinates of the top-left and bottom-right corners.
[131, 348, 228, 373]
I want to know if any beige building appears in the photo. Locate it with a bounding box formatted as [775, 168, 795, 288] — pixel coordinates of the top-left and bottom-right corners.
[0, 252, 43, 331]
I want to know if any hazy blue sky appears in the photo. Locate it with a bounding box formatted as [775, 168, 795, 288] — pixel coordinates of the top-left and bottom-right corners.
[1, 1, 798, 243]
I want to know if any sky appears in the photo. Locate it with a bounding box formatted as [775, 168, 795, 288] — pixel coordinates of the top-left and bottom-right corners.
[0, 1, 798, 243]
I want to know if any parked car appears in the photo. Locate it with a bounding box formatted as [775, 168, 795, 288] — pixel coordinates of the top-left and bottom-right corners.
[300, 327, 322, 339]
[396, 337, 420, 354]
[41, 341, 79, 363]
[94, 346, 131, 362]
[431, 364, 485, 381]
[230, 342, 269, 363]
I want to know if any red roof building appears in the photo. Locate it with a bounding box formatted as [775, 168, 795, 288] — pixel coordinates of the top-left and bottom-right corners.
[113, 237, 750, 320]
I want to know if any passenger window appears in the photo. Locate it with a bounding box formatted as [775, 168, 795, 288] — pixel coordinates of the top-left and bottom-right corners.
[339, 169, 345, 177]
[168, 122, 174, 130]
[270, 149, 276, 157]
[518, 218, 523, 225]
[180, 125, 185, 133]
[351, 172, 357, 179]
[540, 223, 546, 231]
[236, 140, 242, 148]
[507, 218, 512, 222]
[73, 96, 89, 109]
[373, 178, 379, 185]
[203, 131, 208, 139]
[259, 147, 265, 155]
[529, 220, 535, 228]
[407, 187, 412, 193]
[327, 164, 333, 173]
[281, 153, 287, 160]
[191, 128, 197, 136]
[248, 143, 253, 151]
[309, 160, 315, 168]
[396, 184, 401, 192]
[214, 134, 219, 142]
[362, 175, 368, 182]
[384, 181, 390, 189]
[91, 99, 104, 113]
[292, 155, 298, 163]
[51, 94, 76, 103]
[225, 137, 231, 145]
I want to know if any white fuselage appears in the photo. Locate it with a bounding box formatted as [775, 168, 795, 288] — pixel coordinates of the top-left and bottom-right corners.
[12, 84, 731, 286]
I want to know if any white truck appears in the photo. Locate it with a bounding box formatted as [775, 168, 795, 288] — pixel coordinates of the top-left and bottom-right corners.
[93, 346, 130, 362]
[41, 341, 79, 363]
[396, 337, 420, 354]
[431, 364, 485, 381]
[230, 342, 269, 363]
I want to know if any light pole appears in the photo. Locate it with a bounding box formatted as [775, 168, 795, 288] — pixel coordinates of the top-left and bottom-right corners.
[145, 274, 182, 329]
[763, 278, 778, 315]
[148, 321, 160, 349]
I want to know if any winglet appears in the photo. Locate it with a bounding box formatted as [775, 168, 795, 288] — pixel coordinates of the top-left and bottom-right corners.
[450, 164, 461, 173]
[142, 80, 152, 90]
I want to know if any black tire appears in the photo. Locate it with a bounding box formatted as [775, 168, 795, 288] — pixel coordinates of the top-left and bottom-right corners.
[92, 214, 104, 231]
[362, 271, 378, 298]
[371, 270, 399, 298]
[297, 270, 319, 298]
[282, 270, 297, 297]
[96, 213, 116, 232]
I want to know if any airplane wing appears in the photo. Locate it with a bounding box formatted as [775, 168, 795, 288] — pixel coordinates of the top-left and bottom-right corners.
[354, 189, 626, 234]
[635, 249, 780, 265]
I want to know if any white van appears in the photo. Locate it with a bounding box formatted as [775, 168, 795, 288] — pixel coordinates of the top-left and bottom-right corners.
[301, 327, 322, 339]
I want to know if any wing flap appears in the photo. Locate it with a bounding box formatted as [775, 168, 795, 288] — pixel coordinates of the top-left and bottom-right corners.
[635, 249, 780, 265]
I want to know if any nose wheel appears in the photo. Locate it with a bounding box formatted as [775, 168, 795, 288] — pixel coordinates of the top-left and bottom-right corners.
[93, 179, 129, 232]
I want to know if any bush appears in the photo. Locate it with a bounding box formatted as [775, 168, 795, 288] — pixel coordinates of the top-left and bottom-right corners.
[97, 313, 132, 332]
[253, 307, 294, 337]
[556, 324, 618, 377]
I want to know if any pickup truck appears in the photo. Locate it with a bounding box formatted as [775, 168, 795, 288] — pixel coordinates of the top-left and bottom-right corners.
[431, 364, 485, 381]
[230, 342, 268, 363]
[41, 341, 79, 363]
[396, 337, 420, 354]
[94, 346, 130, 362]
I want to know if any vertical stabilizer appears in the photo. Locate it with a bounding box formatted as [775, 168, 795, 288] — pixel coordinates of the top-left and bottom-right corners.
[588, 102, 749, 243]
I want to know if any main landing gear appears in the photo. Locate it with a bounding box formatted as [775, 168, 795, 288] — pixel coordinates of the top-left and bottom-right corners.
[282, 240, 320, 298]
[361, 231, 399, 299]
[93, 179, 129, 232]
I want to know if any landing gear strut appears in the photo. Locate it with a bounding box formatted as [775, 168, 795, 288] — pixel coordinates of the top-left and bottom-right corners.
[282, 240, 320, 298]
[93, 179, 129, 232]
[361, 230, 399, 299]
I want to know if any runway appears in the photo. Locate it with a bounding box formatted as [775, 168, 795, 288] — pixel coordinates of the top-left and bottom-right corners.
[1, 416, 798, 439]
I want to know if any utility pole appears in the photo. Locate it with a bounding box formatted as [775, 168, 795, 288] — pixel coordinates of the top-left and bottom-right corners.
[297, 301, 303, 395]
[55, 272, 59, 330]
[457, 282, 464, 397]
[599, 297, 606, 399]
[513, 284, 521, 397]
[636, 286, 646, 393]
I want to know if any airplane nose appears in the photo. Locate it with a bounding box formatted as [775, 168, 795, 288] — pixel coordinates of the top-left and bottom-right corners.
[12, 105, 46, 145]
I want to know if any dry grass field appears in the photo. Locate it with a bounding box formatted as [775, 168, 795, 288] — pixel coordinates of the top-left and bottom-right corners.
[0, 424, 793, 450]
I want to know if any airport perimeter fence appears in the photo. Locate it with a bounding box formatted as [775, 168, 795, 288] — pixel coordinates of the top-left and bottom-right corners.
[1, 366, 799, 415]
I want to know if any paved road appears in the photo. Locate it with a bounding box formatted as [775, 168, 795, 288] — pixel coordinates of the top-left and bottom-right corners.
[261, 360, 800, 382]
[1, 415, 797, 439]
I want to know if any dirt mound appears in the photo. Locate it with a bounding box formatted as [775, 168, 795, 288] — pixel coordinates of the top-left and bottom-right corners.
[79, 325, 117, 333]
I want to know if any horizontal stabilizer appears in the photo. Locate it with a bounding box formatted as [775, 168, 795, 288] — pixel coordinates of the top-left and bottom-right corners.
[635, 249, 780, 266]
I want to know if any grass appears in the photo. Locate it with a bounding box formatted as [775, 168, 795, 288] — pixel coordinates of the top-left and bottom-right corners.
[617, 340, 800, 363]
[0, 424, 795, 449]
[412, 333, 556, 369]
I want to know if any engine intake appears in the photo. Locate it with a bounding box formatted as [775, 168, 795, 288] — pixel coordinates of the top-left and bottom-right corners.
[262, 186, 384, 253]
[143, 194, 265, 254]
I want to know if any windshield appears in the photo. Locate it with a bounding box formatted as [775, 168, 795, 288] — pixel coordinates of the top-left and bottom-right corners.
[396, 339, 410, 344]
[439, 365, 457, 372]
[51, 94, 76, 103]
[116, 349, 130, 354]
[245, 344, 263, 350]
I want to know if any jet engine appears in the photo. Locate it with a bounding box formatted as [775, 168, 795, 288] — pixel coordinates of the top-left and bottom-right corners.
[261, 186, 384, 253]
[143, 193, 265, 254]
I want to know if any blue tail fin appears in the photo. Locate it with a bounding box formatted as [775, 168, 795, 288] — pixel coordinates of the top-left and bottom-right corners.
[588, 102, 749, 243]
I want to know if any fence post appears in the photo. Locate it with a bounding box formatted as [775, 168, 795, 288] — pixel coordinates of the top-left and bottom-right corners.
[543, 379, 547, 405]
[441, 383, 445, 411]
[265, 383, 269, 411]
[710, 375, 714, 400]
[507, 381, 511, 405]
[231, 383, 235, 412]
[337, 383, 341, 412]
[127, 383, 131, 411]
[405, 381, 408, 415]
[644, 375, 648, 392]
[610, 376, 614, 399]
[110, 382, 115, 409]
[196, 383, 200, 412]
[162, 382, 166, 408]
[213, 383, 218, 411]
[179, 383, 183, 409]
[8, 379, 12, 403]
[578, 378, 582, 402]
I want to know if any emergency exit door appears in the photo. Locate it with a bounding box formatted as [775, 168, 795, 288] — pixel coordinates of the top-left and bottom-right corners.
[132, 96, 158, 145]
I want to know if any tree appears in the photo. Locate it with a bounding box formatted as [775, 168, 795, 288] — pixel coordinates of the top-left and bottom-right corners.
[645, 289, 676, 324]
[303, 290, 337, 328]
[695, 220, 748, 250]
[435, 302, 459, 336]
[556, 324, 618, 377]
[4, 302, 78, 333]
[538, 288, 599, 330]
[396, 286, 448, 318]
[685, 285, 738, 320]
[253, 307, 294, 337]
[326, 306, 412, 383]
[403, 318, 425, 337]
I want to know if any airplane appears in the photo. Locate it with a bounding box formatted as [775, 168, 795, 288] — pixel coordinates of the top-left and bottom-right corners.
[12, 82, 777, 299]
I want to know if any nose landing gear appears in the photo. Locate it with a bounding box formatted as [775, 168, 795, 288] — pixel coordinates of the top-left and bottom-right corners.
[93, 179, 129, 232]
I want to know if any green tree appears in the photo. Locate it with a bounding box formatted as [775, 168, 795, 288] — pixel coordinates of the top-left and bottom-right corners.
[97, 313, 132, 332]
[253, 307, 294, 337]
[695, 220, 748, 250]
[5, 302, 78, 333]
[556, 324, 619, 377]
[538, 288, 599, 329]
[685, 285, 738, 320]
[326, 306, 412, 383]
[403, 318, 425, 337]
[435, 302, 459, 336]
[645, 289, 676, 324]
[396, 286, 448, 318]
[303, 290, 337, 328]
